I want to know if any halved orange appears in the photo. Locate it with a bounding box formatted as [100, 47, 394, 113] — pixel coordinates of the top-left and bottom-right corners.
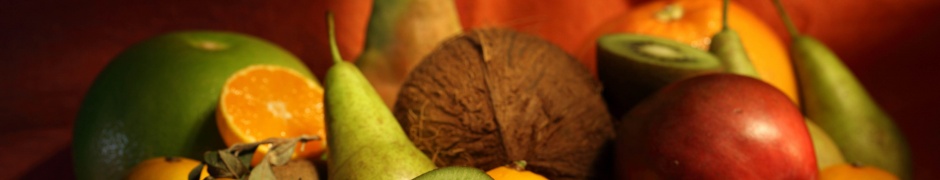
[216, 65, 326, 165]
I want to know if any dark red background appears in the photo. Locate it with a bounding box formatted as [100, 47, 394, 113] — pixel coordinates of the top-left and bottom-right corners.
[2, 0, 937, 179]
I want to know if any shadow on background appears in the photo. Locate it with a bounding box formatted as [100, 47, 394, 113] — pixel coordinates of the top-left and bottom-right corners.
[20, 146, 74, 180]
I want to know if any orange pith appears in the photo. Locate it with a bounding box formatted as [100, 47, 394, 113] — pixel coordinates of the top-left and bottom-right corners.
[217, 65, 325, 164]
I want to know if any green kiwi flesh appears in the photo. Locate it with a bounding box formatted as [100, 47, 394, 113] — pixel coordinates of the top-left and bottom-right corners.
[597, 34, 724, 118]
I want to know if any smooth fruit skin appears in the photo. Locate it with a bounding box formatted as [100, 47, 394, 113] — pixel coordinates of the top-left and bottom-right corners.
[820, 163, 899, 180]
[805, 119, 846, 171]
[325, 13, 436, 180]
[710, 29, 760, 79]
[617, 74, 817, 179]
[73, 31, 314, 180]
[709, 0, 759, 79]
[414, 166, 494, 180]
[355, 0, 463, 108]
[486, 166, 547, 180]
[324, 61, 436, 180]
[792, 36, 911, 179]
[126, 156, 208, 180]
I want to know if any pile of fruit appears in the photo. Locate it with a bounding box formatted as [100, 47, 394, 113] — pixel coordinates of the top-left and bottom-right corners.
[72, 0, 910, 179]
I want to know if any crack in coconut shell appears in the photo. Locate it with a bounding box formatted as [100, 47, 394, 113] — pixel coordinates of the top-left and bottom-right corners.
[395, 28, 615, 180]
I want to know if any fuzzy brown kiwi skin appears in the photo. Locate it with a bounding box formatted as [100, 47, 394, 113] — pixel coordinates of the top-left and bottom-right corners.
[394, 28, 616, 180]
[597, 34, 724, 118]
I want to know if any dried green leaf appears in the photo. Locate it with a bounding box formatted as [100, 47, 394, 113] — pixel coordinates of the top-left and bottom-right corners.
[204, 151, 221, 167]
[235, 149, 256, 169]
[219, 149, 249, 178]
[248, 158, 276, 180]
[201, 135, 324, 180]
[222, 137, 264, 171]
[204, 151, 235, 178]
[188, 163, 204, 180]
[269, 139, 299, 166]
[228, 141, 262, 152]
[298, 134, 320, 143]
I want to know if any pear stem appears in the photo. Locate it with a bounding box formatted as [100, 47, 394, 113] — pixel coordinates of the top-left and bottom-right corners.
[771, 0, 800, 36]
[721, 0, 729, 31]
[327, 12, 343, 64]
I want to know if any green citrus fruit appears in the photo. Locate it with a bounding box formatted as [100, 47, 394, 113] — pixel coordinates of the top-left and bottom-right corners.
[72, 31, 314, 180]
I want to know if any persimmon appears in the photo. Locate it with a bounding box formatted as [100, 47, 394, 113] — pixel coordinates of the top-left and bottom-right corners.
[578, 0, 799, 103]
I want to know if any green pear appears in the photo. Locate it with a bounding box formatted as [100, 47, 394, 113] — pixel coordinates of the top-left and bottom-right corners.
[708, 0, 759, 78]
[413, 167, 494, 180]
[324, 13, 436, 180]
[771, 1, 911, 178]
[355, 0, 463, 107]
[805, 119, 845, 170]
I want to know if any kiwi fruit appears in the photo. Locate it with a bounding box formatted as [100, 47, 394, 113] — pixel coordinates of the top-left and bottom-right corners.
[597, 34, 724, 118]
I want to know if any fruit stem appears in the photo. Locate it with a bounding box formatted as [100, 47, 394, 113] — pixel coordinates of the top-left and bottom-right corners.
[327, 12, 343, 64]
[512, 160, 528, 171]
[771, 0, 800, 36]
[721, 0, 729, 31]
[164, 156, 180, 162]
[655, 4, 684, 22]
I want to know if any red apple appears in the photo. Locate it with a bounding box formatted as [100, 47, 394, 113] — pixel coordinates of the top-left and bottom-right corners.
[616, 74, 817, 179]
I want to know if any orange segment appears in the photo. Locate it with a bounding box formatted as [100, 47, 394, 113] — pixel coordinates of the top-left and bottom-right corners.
[216, 65, 326, 164]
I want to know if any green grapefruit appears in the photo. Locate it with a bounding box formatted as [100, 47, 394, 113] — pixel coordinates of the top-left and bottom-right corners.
[72, 31, 315, 180]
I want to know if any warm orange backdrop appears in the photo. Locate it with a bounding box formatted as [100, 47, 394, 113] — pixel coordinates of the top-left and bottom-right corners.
[1, 0, 938, 179]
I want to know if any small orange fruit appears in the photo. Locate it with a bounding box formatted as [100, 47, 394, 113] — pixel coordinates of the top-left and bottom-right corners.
[820, 163, 899, 180]
[216, 65, 326, 165]
[486, 161, 548, 180]
[126, 156, 208, 180]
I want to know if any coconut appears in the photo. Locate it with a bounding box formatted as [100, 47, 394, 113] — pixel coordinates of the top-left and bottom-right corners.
[394, 28, 615, 179]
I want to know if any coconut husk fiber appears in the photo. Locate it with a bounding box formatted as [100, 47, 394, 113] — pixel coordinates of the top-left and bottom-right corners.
[394, 28, 615, 180]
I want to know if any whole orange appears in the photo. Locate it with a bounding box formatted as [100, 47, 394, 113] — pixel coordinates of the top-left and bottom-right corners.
[485, 161, 548, 180]
[126, 157, 208, 180]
